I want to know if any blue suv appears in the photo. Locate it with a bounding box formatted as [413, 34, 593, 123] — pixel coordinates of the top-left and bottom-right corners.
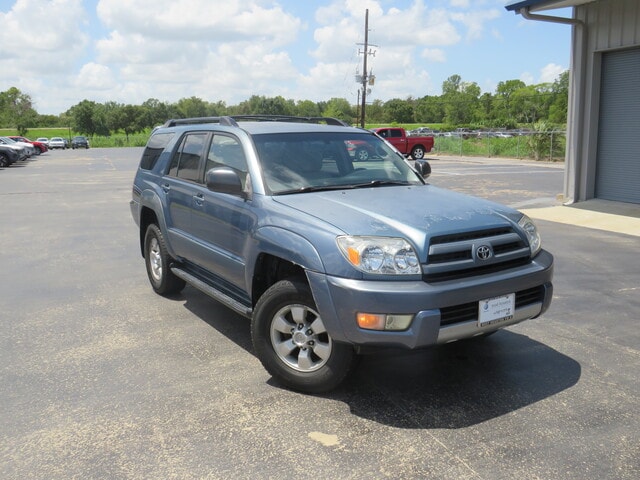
[130, 115, 553, 393]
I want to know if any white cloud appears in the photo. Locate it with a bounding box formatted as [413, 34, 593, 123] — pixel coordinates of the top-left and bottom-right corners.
[520, 72, 535, 85]
[0, 0, 89, 74]
[421, 48, 446, 63]
[539, 63, 566, 83]
[74, 63, 117, 90]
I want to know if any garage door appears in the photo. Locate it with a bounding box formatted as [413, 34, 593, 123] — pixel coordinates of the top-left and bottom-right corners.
[595, 48, 640, 204]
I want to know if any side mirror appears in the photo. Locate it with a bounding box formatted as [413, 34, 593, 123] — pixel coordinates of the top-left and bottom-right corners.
[205, 167, 245, 196]
[414, 160, 431, 179]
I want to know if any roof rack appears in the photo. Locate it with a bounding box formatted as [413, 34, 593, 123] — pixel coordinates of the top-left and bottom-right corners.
[228, 115, 351, 127]
[162, 117, 239, 128]
[162, 115, 350, 128]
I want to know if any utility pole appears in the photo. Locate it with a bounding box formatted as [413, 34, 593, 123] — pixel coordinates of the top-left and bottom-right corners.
[360, 9, 369, 128]
[357, 9, 376, 128]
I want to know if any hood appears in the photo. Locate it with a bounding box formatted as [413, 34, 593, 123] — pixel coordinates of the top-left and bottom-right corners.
[273, 184, 521, 250]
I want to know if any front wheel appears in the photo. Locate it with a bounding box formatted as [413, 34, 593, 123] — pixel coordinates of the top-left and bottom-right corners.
[143, 224, 185, 295]
[411, 146, 425, 160]
[252, 279, 356, 393]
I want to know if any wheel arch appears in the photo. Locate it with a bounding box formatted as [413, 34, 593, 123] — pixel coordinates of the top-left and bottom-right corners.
[137, 190, 174, 258]
[249, 226, 325, 306]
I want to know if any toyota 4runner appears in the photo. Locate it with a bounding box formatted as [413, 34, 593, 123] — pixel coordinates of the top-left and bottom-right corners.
[130, 115, 553, 393]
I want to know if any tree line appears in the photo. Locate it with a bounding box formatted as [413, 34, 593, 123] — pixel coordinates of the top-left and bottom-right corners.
[0, 72, 568, 137]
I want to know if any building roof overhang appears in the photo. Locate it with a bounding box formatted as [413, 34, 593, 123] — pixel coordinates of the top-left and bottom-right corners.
[505, 0, 595, 13]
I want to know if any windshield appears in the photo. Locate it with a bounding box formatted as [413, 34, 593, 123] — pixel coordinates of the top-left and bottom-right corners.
[252, 132, 423, 195]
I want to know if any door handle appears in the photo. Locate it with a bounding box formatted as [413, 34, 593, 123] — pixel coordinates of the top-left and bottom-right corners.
[194, 193, 204, 207]
[161, 183, 170, 193]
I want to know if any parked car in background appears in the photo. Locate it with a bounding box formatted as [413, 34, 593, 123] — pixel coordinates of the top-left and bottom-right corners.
[0, 137, 36, 158]
[71, 136, 90, 149]
[371, 127, 434, 159]
[36, 137, 49, 146]
[0, 139, 30, 161]
[48, 137, 67, 149]
[0, 144, 21, 167]
[8, 136, 48, 154]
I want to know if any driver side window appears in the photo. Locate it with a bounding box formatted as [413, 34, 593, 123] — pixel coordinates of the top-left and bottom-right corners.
[206, 135, 248, 188]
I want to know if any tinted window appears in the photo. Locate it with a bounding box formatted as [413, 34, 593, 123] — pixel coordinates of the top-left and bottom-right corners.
[168, 133, 207, 182]
[140, 132, 175, 170]
[253, 132, 421, 194]
[206, 135, 247, 187]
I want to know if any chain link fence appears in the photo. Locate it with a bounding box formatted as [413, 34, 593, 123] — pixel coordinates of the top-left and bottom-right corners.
[430, 130, 566, 161]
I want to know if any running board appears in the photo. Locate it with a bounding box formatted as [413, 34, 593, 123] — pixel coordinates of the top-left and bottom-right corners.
[170, 266, 253, 318]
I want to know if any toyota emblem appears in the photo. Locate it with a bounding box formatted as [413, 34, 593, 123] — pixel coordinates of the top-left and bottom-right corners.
[476, 245, 492, 261]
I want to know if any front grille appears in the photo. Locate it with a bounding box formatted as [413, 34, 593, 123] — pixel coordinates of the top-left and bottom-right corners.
[424, 227, 531, 282]
[440, 286, 545, 326]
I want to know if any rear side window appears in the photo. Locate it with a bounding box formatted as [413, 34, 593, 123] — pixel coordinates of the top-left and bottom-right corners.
[140, 132, 174, 170]
[168, 133, 207, 182]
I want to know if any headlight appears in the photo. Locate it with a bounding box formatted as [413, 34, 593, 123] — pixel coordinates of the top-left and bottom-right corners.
[336, 236, 421, 275]
[518, 214, 542, 256]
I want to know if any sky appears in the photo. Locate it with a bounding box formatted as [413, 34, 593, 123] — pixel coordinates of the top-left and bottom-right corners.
[0, 0, 573, 115]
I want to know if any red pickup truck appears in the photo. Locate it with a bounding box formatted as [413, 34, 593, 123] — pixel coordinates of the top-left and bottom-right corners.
[372, 127, 434, 159]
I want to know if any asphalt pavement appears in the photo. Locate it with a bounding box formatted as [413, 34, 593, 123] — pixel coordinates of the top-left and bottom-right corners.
[1, 149, 638, 479]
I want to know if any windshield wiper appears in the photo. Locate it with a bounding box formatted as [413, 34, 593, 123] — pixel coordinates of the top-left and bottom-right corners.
[275, 185, 352, 195]
[349, 180, 412, 189]
[275, 180, 412, 195]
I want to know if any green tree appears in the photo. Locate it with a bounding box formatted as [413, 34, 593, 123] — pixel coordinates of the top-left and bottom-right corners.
[322, 98, 354, 123]
[415, 95, 444, 123]
[549, 70, 569, 123]
[365, 99, 386, 123]
[295, 100, 321, 117]
[0, 87, 37, 135]
[176, 96, 208, 118]
[68, 99, 108, 136]
[107, 104, 144, 142]
[383, 98, 414, 123]
[441, 78, 480, 125]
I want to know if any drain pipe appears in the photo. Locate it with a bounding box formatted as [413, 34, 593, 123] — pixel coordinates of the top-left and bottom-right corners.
[517, 6, 586, 204]
[517, 6, 583, 27]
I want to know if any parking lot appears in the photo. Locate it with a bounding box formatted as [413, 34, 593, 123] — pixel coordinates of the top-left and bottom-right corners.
[1, 149, 639, 479]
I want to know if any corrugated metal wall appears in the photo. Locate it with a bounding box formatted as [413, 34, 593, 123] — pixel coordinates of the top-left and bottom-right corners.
[568, 0, 640, 204]
[594, 48, 640, 204]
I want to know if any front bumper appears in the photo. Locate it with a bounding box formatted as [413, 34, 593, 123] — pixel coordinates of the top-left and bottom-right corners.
[307, 250, 553, 349]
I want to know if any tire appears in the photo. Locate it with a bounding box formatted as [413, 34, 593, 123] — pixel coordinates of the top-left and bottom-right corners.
[355, 148, 370, 162]
[0, 153, 9, 167]
[252, 279, 356, 393]
[411, 146, 425, 160]
[143, 224, 186, 295]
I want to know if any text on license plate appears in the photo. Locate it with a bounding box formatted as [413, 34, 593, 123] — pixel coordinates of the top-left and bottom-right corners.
[478, 293, 515, 326]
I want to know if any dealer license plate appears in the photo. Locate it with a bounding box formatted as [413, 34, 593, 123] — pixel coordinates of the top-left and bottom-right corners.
[478, 293, 515, 326]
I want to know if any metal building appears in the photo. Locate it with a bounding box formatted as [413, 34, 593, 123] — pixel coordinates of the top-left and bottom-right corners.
[506, 0, 640, 205]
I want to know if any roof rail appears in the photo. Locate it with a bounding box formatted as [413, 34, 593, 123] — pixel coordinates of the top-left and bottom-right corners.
[162, 115, 350, 128]
[228, 115, 351, 127]
[162, 116, 239, 128]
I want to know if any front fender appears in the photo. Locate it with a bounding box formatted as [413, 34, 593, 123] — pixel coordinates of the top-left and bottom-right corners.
[248, 226, 325, 280]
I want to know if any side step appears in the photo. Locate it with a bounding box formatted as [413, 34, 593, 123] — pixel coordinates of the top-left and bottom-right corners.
[171, 266, 253, 318]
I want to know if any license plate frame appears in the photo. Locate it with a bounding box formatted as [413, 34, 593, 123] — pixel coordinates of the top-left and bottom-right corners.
[478, 293, 515, 327]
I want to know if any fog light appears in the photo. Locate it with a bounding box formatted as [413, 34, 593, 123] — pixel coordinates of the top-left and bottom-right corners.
[357, 313, 413, 331]
[384, 314, 413, 331]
